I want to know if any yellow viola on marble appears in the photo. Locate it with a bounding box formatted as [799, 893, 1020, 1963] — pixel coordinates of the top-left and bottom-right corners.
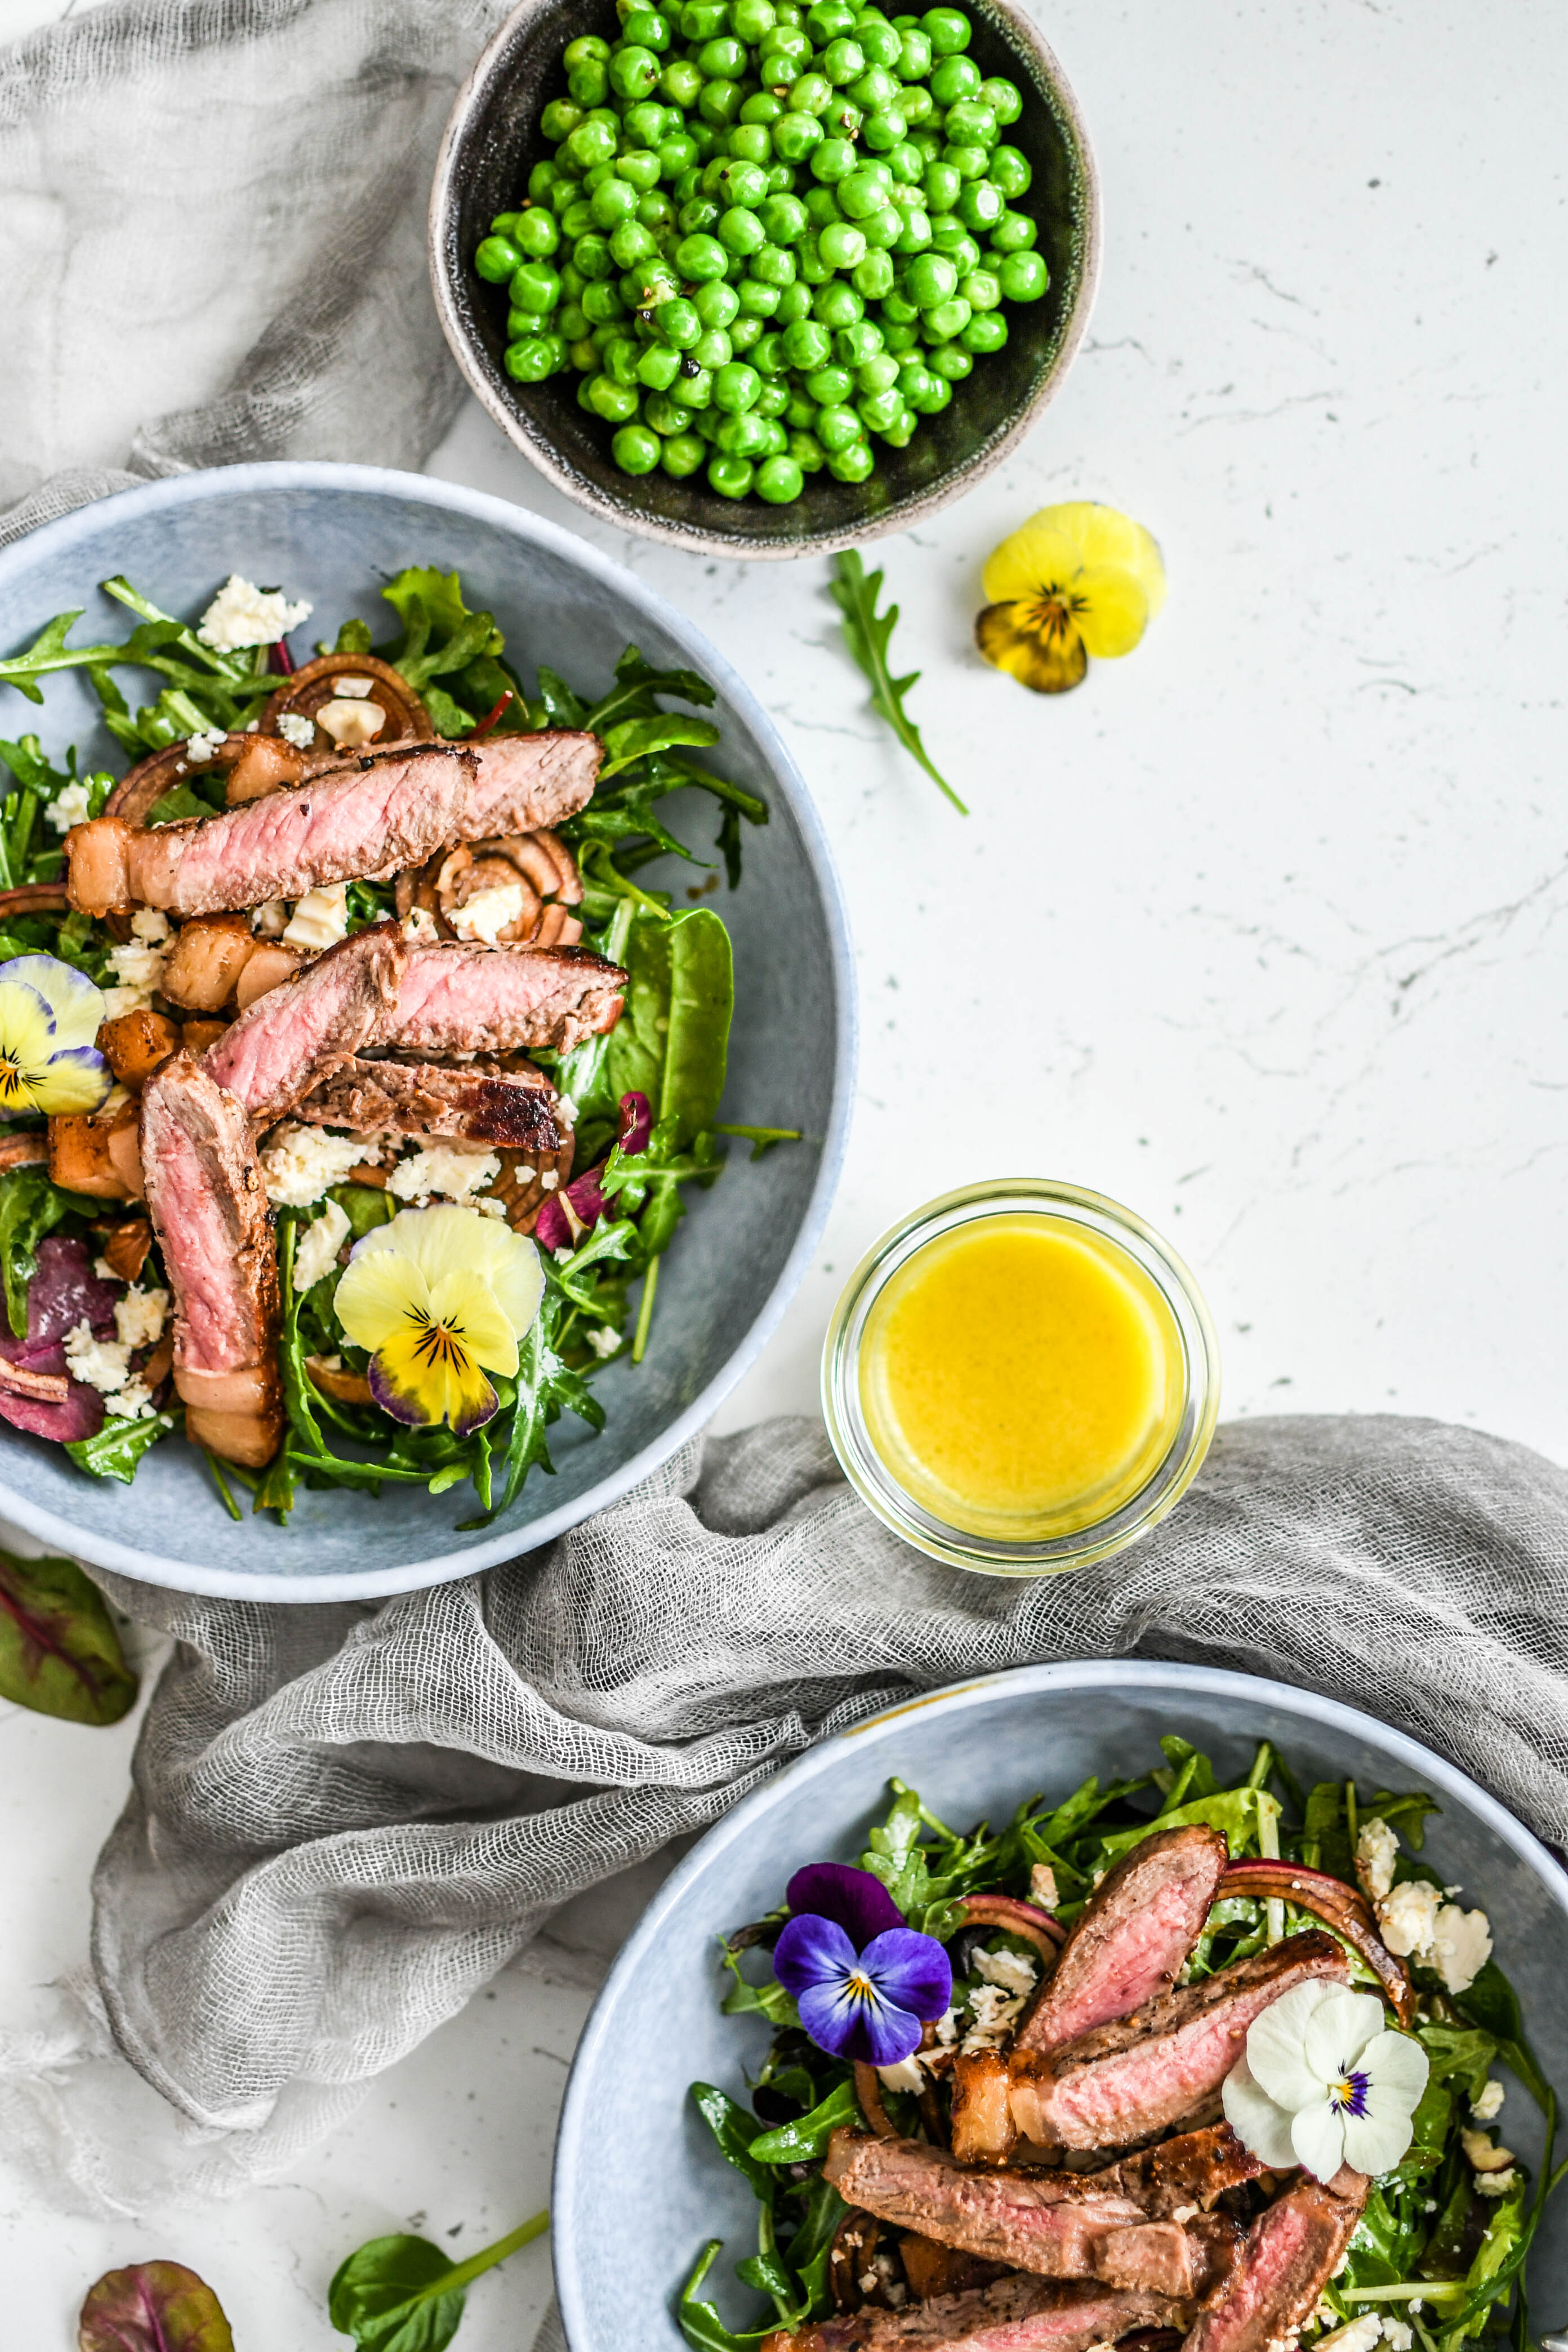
[333, 1204, 544, 1433]
[975, 502, 1166, 694]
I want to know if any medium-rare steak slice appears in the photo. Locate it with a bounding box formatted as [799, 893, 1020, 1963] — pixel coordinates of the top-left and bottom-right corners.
[952, 1934, 1351, 2161]
[1016, 1828, 1229, 2053]
[65, 732, 600, 917]
[384, 942, 626, 1057]
[761, 2279, 1186, 2352]
[824, 2134, 1239, 2299]
[140, 1054, 281, 1468]
[204, 924, 407, 1128]
[1181, 2178, 1366, 2352]
[292, 1058, 561, 1152]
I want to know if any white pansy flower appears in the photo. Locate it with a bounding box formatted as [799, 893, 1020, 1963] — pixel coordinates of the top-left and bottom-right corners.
[1222, 1981, 1429, 2181]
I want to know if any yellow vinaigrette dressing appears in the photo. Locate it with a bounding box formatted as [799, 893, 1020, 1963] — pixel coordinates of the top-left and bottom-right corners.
[857, 1215, 1186, 1542]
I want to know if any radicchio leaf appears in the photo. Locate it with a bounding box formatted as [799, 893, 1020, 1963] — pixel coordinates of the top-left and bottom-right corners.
[78, 2260, 234, 2352]
[0, 1547, 136, 1723]
[0, 1357, 105, 1442]
[29, 1233, 119, 1343]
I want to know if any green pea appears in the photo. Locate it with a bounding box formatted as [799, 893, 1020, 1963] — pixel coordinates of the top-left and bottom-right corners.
[634, 341, 683, 389]
[758, 191, 809, 243]
[922, 161, 960, 213]
[818, 219, 866, 268]
[788, 427, 827, 470]
[562, 196, 597, 235]
[603, 335, 641, 385]
[755, 377, 792, 414]
[943, 141, 988, 181]
[558, 302, 591, 341]
[989, 144, 1031, 198]
[852, 249, 896, 298]
[854, 349, 899, 395]
[692, 324, 734, 366]
[816, 403, 863, 451]
[896, 25, 931, 75]
[623, 8, 673, 48]
[825, 96, 863, 139]
[773, 109, 824, 159]
[715, 410, 770, 458]
[732, 123, 774, 165]
[661, 58, 705, 104]
[896, 354, 933, 395]
[708, 453, 756, 497]
[857, 16, 903, 67]
[835, 317, 881, 364]
[805, 363, 852, 403]
[905, 250, 956, 308]
[850, 63, 898, 110]
[511, 261, 562, 312]
[563, 33, 610, 64]
[988, 207, 1035, 256]
[878, 405, 917, 445]
[689, 118, 720, 157]
[929, 51, 979, 103]
[898, 81, 933, 126]
[644, 390, 687, 431]
[623, 99, 667, 141]
[761, 23, 812, 65]
[661, 430, 707, 475]
[730, 313, 766, 350]
[611, 217, 657, 267]
[504, 335, 556, 381]
[928, 340, 970, 378]
[622, 148, 667, 193]
[945, 101, 997, 152]
[719, 203, 767, 255]
[651, 297, 697, 349]
[955, 178, 1005, 234]
[700, 77, 747, 124]
[518, 208, 563, 257]
[862, 109, 907, 152]
[820, 35, 865, 81]
[853, 384, 898, 430]
[788, 70, 833, 115]
[977, 74, 1021, 123]
[892, 205, 932, 252]
[923, 293, 970, 338]
[639, 191, 676, 228]
[658, 129, 700, 175]
[807, 0, 856, 37]
[755, 415, 790, 452]
[879, 315, 919, 350]
[582, 372, 638, 421]
[697, 35, 748, 79]
[998, 247, 1047, 300]
[961, 309, 1007, 353]
[582, 280, 627, 322]
[526, 165, 560, 201]
[776, 279, 815, 320]
[540, 99, 584, 142]
[827, 438, 875, 481]
[476, 232, 524, 283]
[752, 453, 803, 502]
[836, 167, 887, 220]
[567, 116, 617, 167]
[859, 206, 903, 251]
[606, 43, 658, 99]
[960, 265, 1001, 311]
[692, 277, 740, 328]
[669, 360, 714, 406]
[813, 277, 863, 326]
[569, 334, 599, 371]
[738, 274, 784, 314]
[733, 0, 778, 37]
[568, 58, 609, 105]
[885, 140, 924, 183]
[810, 136, 856, 184]
[507, 304, 549, 337]
[591, 176, 639, 229]
[921, 6, 969, 52]
[674, 230, 728, 279]
[680, 0, 728, 34]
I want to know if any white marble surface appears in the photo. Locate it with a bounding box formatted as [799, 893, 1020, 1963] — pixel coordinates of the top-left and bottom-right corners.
[3, 0, 1567, 2340]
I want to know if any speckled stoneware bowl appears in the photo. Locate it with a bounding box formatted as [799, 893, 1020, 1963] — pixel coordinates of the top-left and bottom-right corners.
[0, 462, 853, 1601]
[553, 1660, 1568, 2350]
[429, 0, 1099, 558]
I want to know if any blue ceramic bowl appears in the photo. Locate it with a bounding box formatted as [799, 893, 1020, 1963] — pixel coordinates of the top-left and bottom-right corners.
[553, 1660, 1568, 2350]
[0, 464, 854, 1600]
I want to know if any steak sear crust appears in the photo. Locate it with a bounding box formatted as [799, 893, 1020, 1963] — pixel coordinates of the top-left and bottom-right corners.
[293, 1058, 561, 1151]
[1181, 2178, 1367, 2352]
[204, 924, 407, 1128]
[1016, 1828, 1230, 2055]
[761, 2279, 1187, 2352]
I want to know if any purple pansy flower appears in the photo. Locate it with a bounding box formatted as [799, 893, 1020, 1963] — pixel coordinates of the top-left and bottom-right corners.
[774, 1863, 952, 2068]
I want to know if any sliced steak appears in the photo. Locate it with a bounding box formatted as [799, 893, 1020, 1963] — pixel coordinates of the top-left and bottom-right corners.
[761, 2279, 1185, 2352]
[1016, 1828, 1229, 2053]
[1095, 2126, 1265, 2220]
[204, 924, 407, 1127]
[952, 1934, 1350, 2161]
[825, 2134, 1239, 2300]
[384, 942, 626, 1057]
[1181, 2179, 1366, 2352]
[139, 1054, 281, 1468]
[65, 733, 600, 917]
[293, 1058, 560, 1152]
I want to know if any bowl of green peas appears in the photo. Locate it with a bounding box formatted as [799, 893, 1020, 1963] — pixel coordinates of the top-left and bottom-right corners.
[430, 0, 1099, 555]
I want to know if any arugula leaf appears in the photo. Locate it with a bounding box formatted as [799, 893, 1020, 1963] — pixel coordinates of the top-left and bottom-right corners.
[716, 1124, 802, 1161]
[1419, 2023, 1500, 2102]
[79, 2261, 234, 2352]
[380, 567, 473, 643]
[64, 1410, 176, 1487]
[534, 665, 590, 729]
[0, 610, 128, 706]
[747, 2079, 863, 2165]
[720, 1945, 800, 2028]
[678, 2240, 781, 2352]
[830, 550, 965, 813]
[0, 1547, 137, 1724]
[327, 2211, 548, 2352]
[1094, 1784, 1282, 1867]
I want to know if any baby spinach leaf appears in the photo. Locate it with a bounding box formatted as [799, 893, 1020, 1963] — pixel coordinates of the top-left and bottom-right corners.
[64, 1409, 176, 1487]
[79, 2259, 234, 2351]
[0, 1164, 96, 1337]
[598, 714, 722, 779]
[662, 909, 733, 1147]
[328, 2211, 549, 2352]
[534, 665, 590, 729]
[830, 550, 965, 813]
[0, 1547, 137, 1723]
[678, 2240, 779, 2352]
[691, 2083, 773, 2195]
[747, 2079, 862, 2164]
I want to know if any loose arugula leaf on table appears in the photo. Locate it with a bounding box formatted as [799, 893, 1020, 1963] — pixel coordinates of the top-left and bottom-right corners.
[78, 2260, 234, 2352]
[0, 1547, 137, 1723]
[65, 1409, 177, 1487]
[327, 2210, 549, 2352]
[830, 550, 965, 814]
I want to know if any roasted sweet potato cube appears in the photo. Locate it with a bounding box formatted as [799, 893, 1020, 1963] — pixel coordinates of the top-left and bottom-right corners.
[98, 1008, 181, 1088]
[50, 1113, 132, 1199]
[160, 914, 255, 1012]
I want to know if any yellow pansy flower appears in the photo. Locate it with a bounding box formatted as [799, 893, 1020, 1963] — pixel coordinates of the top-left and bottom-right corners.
[975, 501, 1166, 694]
[0, 954, 112, 1118]
[333, 1204, 544, 1435]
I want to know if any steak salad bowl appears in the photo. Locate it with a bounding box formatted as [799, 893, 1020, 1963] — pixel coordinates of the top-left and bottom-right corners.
[0, 462, 853, 1599]
[551, 1661, 1568, 2352]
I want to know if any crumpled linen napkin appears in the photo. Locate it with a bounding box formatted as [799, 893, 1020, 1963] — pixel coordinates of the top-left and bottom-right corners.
[2, 1409, 1566, 2216]
[0, 0, 509, 549]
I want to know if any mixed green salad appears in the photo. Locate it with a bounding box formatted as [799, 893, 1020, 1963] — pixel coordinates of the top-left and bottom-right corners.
[0, 566, 791, 1523]
[684, 1735, 1563, 2352]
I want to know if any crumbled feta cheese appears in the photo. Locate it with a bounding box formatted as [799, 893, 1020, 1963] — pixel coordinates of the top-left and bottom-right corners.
[115, 1376, 155, 1418]
[294, 1198, 351, 1292]
[553, 1246, 573, 1264]
[332, 675, 376, 698]
[252, 898, 289, 938]
[260, 1122, 368, 1207]
[1172, 2206, 1201, 2229]
[402, 906, 440, 944]
[555, 1094, 580, 1129]
[131, 908, 170, 944]
[315, 696, 386, 749]
[388, 1146, 501, 1206]
[1355, 1818, 1400, 1904]
[448, 883, 524, 946]
[587, 1324, 622, 1359]
[858, 2273, 878, 2296]
[1313, 2320, 1379, 2352]
[283, 882, 349, 951]
[198, 576, 311, 653]
[933, 2007, 961, 2048]
[113, 1283, 168, 1352]
[106, 937, 166, 1002]
[1432, 1903, 1491, 1994]
[1028, 1862, 1059, 1912]
[63, 1320, 157, 1418]
[1462, 2127, 1516, 2173]
[1475, 2168, 1519, 2198]
[1376, 1878, 1441, 1961]
[45, 780, 92, 834]
[185, 727, 226, 763]
[277, 711, 316, 750]
[1382, 2323, 1413, 2350]
[511, 1165, 537, 1184]
[973, 1946, 1038, 1997]
[1471, 2078, 1504, 2122]
[876, 2055, 925, 2094]
[540, 1170, 559, 1190]
[93, 1257, 115, 1280]
[960, 1982, 1026, 2053]
[475, 1196, 509, 1219]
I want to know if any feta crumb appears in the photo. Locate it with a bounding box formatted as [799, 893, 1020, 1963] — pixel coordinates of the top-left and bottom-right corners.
[973, 1946, 1038, 1997]
[1376, 1878, 1441, 1961]
[252, 898, 289, 938]
[294, 1198, 351, 1292]
[131, 908, 170, 944]
[449, 882, 524, 945]
[283, 882, 349, 951]
[1382, 2323, 1413, 2351]
[858, 2273, 878, 2295]
[1313, 2320, 1379, 2352]
[876, 2055, 925, 2094]
[198, 575, 311, 653]
[332, 675, 376, 697]
[540, 1171, 559, 1190]
[1475, 2168, 1519, 2197]
[401, 906, 440, 945]
[46, 780, 92, 834]
[113, 1283, 168, 1352]
[93, 1257, 115, 1280]
[1432, 1903, 1491, 1994]
[933, 2007, 961, 2048]
[315, 696, 386, 748]
[1355, 1818, 1400, 1904]
[1471, 2078, 1505, 2122]
[960, 1981, 1026, 2053]
[63, 1320, 157, 1416]
[106, 936, 166, 1008]
[1171, 2204, 1200, 2227]
[388, 1146, 501, 1206]
[1028, 1862, 1060, 1912]
[475, 1196, 509, 1219]
[511, 1165, 537, 1184]
[555, 1093, 580, 1129]
[587, 1324, 622, 1358]
[185, 727, 226, 763]
[260, 1122, 368, 1207]
[114, 1376, 154, 1418]
[277, 711, 316, 750]
[1462, 2127, 1516, 2173]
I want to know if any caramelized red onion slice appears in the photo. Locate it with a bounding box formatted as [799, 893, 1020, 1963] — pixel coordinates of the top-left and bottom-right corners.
[959, 1892, 1067, 1958]
[0, 883, 70, 917]
[1219, 1860, 1415, 2026]
[260, 652, 434, 750]
[853, 2061, 898, 2139]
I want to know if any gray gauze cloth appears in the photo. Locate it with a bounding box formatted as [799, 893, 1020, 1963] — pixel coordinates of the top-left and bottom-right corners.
[2, 1410, 1566, 2215]
[0, 0, 508, 545]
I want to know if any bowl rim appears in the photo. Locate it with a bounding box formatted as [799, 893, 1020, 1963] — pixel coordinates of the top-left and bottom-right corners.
[427, 0, 1103, 561]
[0, 459, 857, 1602]
[551, 1655, 1568, 2352]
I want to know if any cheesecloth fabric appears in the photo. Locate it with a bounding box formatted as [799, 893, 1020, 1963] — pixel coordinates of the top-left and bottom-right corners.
[2, 1409, 1565, 2218]
[0, 0, 509, 545]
